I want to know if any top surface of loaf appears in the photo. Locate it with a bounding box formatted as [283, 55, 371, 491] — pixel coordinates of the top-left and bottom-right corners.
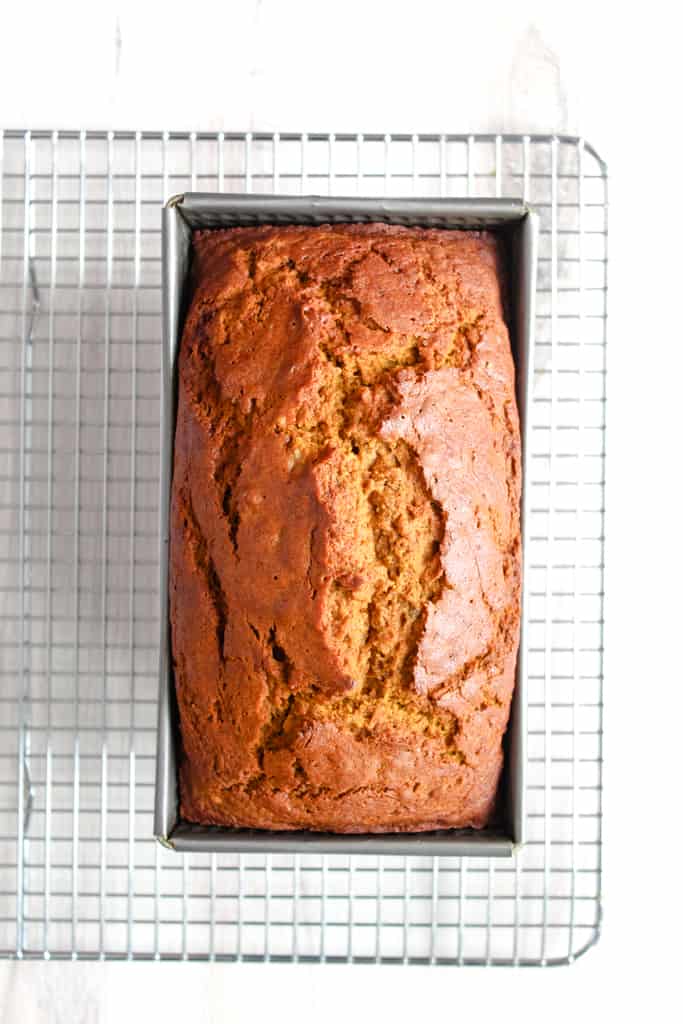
[170, 223, 521, 833]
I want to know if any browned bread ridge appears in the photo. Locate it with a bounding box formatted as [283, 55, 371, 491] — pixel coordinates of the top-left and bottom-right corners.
[170, 223, 521, 833]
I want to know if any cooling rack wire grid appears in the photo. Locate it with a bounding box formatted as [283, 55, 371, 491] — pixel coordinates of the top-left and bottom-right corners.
[0, 131, 606, 964]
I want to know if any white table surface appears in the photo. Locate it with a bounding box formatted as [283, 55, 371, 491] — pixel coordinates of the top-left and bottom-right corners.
[2, 1, 682, 1020]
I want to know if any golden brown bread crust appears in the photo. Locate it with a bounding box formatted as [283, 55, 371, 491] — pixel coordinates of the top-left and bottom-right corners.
[170, 223, 521, 832]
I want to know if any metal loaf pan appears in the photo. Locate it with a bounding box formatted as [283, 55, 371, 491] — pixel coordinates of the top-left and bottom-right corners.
[155, 194, 538, 856]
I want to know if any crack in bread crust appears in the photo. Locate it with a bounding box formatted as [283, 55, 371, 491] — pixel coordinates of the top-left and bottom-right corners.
[171, 223, 521, 832]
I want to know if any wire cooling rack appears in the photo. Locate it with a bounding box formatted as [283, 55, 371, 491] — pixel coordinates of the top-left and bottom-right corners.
[0, 131, 606, 964]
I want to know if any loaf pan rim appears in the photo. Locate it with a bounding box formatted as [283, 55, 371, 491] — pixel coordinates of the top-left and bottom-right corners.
[155, 193, 537, 857]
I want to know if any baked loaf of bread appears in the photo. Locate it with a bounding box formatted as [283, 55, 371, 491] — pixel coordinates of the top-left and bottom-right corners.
[170, 223, 521, 833]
